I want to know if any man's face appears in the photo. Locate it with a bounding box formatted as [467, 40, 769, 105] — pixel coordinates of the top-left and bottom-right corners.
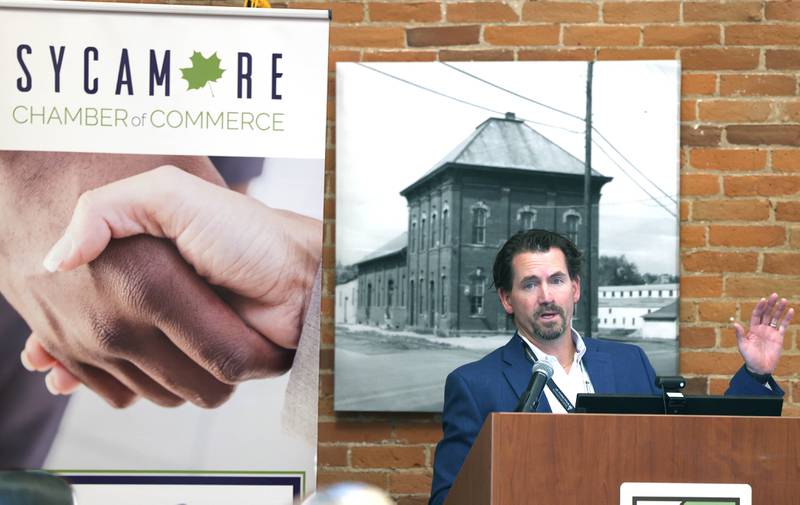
[498, 248, 581, 343]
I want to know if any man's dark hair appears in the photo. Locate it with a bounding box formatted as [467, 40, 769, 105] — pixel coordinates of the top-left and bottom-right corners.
[492, 228, 583, 292]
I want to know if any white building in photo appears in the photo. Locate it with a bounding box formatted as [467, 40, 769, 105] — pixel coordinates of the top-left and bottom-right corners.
[335, 279, 358, 325]
[597, 283, 678, 338]
[641, 300, 678, 340]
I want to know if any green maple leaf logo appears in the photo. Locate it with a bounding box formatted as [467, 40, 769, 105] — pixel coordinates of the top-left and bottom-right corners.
[180, 51, 225, 94]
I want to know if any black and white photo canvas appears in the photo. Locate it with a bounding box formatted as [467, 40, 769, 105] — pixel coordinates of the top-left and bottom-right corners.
[335, 61, 680, 412]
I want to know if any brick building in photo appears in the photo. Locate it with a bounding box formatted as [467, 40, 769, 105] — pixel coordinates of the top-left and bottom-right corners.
[343, 112, 612, 336]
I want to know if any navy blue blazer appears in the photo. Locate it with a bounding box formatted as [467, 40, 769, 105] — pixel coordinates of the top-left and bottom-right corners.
[429, 334, 783, 505]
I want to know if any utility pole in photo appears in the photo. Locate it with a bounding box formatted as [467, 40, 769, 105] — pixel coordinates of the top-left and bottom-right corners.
[583, 61, 594, 338]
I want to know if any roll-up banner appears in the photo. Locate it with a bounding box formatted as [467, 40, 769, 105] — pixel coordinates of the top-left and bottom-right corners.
[0, 1, 329, 503]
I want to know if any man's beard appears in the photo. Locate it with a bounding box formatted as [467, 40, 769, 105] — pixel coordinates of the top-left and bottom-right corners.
[531, 303, 568, 341]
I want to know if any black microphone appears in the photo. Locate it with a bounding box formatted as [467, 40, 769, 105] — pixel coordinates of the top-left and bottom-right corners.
[516, 361, 554, 413]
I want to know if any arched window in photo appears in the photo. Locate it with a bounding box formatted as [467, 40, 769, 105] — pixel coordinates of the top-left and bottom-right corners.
[562, 209, 582, 246]
[386, 279, 394, 318]
[440, 274, 447, 315]
[469, 268, 486, 316]
[410, 220, 417, 253]
[442, 206, 449, 245]
[516, 205, 538, 231]
[471, 201, 489, 244]
[431, 212, 437, 248]
[420, 214, 427, 250]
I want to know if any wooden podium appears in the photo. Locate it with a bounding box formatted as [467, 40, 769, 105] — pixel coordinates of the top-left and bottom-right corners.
[445, 413, 800, 504]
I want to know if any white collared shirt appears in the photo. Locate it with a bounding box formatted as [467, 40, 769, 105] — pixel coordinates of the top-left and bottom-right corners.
[520, 328, 595, 414]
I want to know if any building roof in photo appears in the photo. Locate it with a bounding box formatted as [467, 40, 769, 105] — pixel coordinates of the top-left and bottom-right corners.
[642, 300, 678, 321]
[402, 113, 609, 195]
[356, 231, 408, 265]
[598, 298, 675, 309]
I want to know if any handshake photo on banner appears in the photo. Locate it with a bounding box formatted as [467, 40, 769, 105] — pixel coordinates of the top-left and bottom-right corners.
[0, 152, 322, 468]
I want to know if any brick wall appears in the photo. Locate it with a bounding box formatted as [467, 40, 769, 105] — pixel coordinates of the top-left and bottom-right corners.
[87, 1, 800, 503]
[313, 2, 800, 503]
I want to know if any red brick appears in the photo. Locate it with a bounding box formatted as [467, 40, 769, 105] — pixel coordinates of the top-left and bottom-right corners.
[690, 148, 767, 170]
[369, 2, 441, 23]
[317, 470, 387, 489]
[396, 497, 430, 505]
[719, 327, 738, 349]
[708, 378, 730, 395]
[691, 199, 770, 221]
[321, 317, 334, 345]
[446, 2, 517, 23]
[407, 25, 480, 47]
[321, 292, 335, 318]
[289, 2, 364, 23]
[394, 424, 442, 444]
[484, 25, 560, 46]
[724, 175, 800, 196]
[698, 101, 773, 123]
[681, 125, 722, 147]
[389, 472, 432, 494]
[681, 174, 719, 196]
[766, 2, 800, 21]
[320, 347, 334, 370]
[727, 124, 800, 146]
[363, 50, 437, 62]
[681, 301, 697, 323]
[603, 2, 679, 23]
[644, 25, 719, 46]
[352, 446, 426, 469]
[680, 327, 717, 349]
[563, 26, 641, 46]
[726, 25, 800, 46]
[319, 372, 333, 397]
[318, 396, 334, 417]
[794, 381, 800, 403]
[331, 26, 406, 48]
[773, 150, 800, 172]
[680, 200, 690, 221]
[792, 225, 800, 248]
[683, 252, 759, 273]
[698, 301, 739, 323]
[329, 50, 360, 72]
[681, 275, 723, 298]
[319, 445, 349, 467]
[439, 49, 514, 61]
[776, 202, 800, 221]
[682, 48, 760, 70]
[725, 276, 800, 298]
[782, 404, 800, 417]
[519, 49, 594, 61]
[684, 2, 763, 22]
[681, 350, 744, 374]
[597, 48, 677, 60]
[682, 73, 717, 95]
[720, 74, 797, 97]
[709, 225, 786, 247]
[777, 101, 800, 123]
[764, 253, 800, 275]
[682, 99, 697, 121]
[681, 225, 706, 248]
[766, 50, 800, 70]
[522, 2, 598, 23]
[318, 421, 393, 443]
[774, 354, 800, 377]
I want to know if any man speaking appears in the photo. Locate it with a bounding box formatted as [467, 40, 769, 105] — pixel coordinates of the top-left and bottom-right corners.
[429, 229, 792, 505]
